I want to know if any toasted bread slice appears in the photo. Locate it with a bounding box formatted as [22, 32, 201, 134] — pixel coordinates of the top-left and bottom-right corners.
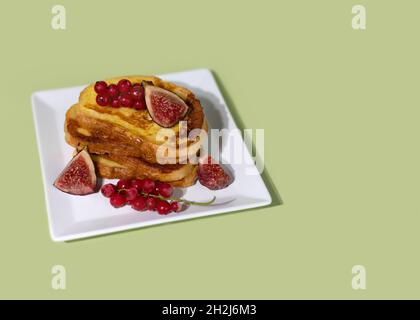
[65, 76, 207, 164]
[91, 153, 195, 182]
[91, 153, 198, 188]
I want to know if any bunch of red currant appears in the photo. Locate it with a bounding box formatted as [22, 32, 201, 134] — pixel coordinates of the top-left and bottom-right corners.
[101, 178, 182, 215]
[94, 79, 146, 110]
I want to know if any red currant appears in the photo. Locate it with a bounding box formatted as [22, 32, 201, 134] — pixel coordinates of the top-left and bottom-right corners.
[170, 201, 182, 212]
[122, 187, 138, 201]
[131, 179, 144, 191]
[117, 179, 132, 190]
[142, 179, 155, 193]
[132, 83, 142, 89]
[101, 184, 116, 198]
[156, 182, 173, 198]
[130, 84, 145, 100]
[131, 196, 147, 211]
[111, 98, 120, 108]
[145, 197, 157, 211]
[156, 200, 171, 215]
[133, 100, 146, 110]
[107, 84, 119, 97]
[110, 193, 127, 208]
[117, 79, 132, 93]
[96, 94, 110, 106]
[119, 93, 134, 108]
[94, 81, 108, 94]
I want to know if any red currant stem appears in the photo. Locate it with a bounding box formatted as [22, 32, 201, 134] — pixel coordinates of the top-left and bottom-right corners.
[139, 192, 216, 206]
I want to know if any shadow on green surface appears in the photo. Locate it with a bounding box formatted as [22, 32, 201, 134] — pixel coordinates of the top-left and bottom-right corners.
[211, 70, 283, 208]
[66, 69, 283, 244]
[67, 203, 277, 243]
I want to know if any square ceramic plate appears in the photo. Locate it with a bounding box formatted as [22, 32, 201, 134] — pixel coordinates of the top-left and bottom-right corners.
[32, 69, 271, 241]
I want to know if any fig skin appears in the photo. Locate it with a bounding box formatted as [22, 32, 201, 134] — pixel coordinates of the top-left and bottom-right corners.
[54, 149, 97, 195]
[144, 82, 189, 128]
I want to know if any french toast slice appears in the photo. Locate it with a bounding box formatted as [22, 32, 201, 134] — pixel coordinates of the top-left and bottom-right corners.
[65, 76, 207, 164]
[91, 153, 198, 188]
[91, 153, 195, 183]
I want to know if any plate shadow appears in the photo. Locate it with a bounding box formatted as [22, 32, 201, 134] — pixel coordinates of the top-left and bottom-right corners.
[210, 70, 283, 208]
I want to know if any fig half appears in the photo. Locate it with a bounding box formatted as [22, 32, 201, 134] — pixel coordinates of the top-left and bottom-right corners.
[54, 149, 97, 195]
[198, 156, 233, 190]
[144, 83, 189, 128]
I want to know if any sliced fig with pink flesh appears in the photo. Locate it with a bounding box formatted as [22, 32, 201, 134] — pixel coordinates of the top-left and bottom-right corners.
[54, 149, 97, 195]
[144, 83, 189, 128]
[198, 156, 233, 190]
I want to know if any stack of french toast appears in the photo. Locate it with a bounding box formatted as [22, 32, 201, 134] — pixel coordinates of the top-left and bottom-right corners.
[64, 76, 208, 187]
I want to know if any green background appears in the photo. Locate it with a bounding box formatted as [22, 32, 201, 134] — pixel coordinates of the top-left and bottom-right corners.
[0, 0, 419, 299]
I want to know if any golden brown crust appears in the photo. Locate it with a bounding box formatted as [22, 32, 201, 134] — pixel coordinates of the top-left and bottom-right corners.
[65, 112, 208, 163]
[93, 154, 198, 188]
[91, 153, 195, 182]
[170, 166, 198, 188]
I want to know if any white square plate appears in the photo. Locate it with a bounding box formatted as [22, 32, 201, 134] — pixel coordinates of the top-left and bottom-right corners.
[32, 69, 271, 241]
